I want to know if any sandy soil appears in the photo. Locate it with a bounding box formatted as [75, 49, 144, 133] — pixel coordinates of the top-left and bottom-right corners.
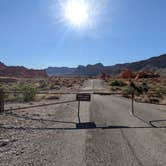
[0, 81, 90, 166]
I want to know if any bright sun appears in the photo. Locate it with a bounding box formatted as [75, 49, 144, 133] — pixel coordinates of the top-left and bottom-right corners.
[52, 0, 106, 31]
[64, 0, 90, 27]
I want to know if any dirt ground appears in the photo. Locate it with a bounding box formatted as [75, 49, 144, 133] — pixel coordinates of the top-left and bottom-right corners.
[1, 79, 166, 166]
[0, 81, 91, 166]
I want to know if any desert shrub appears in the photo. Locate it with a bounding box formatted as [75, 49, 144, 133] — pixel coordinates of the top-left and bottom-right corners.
[16, 84, 37, 102]
[4, 93, 18, 102]
[140, 81, 149, 93]
[39, 80, 48, 89]
[122, 85, 134, 97]
[132, 82, 149, 95]
[110, 80, 127, 87]
[123, 81, 150, 97]
[49, 83, 61, 90]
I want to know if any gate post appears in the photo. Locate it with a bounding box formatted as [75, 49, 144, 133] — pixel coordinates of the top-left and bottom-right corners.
[0, 88, 5, 113]
[78, 101, 81, 123]
[131, 92, 135, 115]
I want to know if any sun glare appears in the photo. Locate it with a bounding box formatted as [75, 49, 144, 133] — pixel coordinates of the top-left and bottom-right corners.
[64, 0, 89, 27]
[51, 0, 107, 31]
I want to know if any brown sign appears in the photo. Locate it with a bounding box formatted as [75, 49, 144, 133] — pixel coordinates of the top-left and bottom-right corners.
[76, 93, 91, 101]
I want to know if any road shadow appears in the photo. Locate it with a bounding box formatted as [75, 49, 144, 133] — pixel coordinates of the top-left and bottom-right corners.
[132, 113, 166, 128]
[4, 111, 77, 125]
[1, 110, 166, 131]
[0, 123, 165, 131]
[149, 119, 166, 128]
[132, 113, 150, 125]
[4, 100, 76, 112]
[131, 102, 166, 128]
[76, 122, 96, 129]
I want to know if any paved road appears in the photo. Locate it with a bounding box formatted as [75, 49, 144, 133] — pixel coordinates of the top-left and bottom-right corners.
[0, 79, 166, 166]
[85, 79, 166, 166]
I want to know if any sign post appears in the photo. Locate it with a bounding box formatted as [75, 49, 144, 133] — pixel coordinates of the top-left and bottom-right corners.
[76, 93, 91, 102]
[76, 93, 91, 123]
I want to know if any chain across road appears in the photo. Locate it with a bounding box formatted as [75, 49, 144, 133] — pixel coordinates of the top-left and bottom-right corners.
[0, 90, 165, 113]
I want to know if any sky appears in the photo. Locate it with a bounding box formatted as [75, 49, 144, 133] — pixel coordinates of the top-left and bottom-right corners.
[0, 0, 166, 69]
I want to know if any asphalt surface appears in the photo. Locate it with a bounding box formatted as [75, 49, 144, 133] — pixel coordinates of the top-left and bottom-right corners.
[85, 79, 166, 166]
[0, 79, 166, 166]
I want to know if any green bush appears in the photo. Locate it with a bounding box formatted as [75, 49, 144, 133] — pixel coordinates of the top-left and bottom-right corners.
[16, 84, 37, 102]
[110, 80, 127, 87]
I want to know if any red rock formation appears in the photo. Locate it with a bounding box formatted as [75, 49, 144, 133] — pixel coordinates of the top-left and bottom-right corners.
[119, 69, 160, 79]
[135, 71, 160, 79]
[101, 72, 110, 80]
[0, 62, 47, 78]
[119, 69, 134, 79]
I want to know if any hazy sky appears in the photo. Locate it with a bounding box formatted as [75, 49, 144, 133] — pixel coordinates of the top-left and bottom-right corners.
[0, 0, 166, 69]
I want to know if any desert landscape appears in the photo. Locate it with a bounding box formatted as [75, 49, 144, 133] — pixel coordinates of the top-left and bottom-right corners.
[0, 75, 166, 166]
[0, 55, 166, 165]
[1, 1, 166, 165]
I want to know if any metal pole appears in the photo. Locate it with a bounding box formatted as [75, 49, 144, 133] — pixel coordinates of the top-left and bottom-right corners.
[131, 92, 134, 115]
[78, 101, 81, 123]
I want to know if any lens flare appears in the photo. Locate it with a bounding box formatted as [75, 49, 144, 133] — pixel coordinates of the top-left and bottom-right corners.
[64, 0, 89, 27]
[50, 0, 108, 32]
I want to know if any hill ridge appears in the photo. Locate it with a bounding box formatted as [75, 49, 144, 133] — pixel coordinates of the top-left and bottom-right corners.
[46, 54, 166, 76]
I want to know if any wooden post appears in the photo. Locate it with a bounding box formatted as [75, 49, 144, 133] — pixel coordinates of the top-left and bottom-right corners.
[0, 89, 4, 113]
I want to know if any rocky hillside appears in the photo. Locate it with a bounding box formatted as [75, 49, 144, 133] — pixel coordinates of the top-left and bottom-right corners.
[0, 62, 47, 78]
[46, 54, 166, 76]
[105, 54, 166, 76]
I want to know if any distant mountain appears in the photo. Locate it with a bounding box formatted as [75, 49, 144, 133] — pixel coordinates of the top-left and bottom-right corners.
[46, 54, 166, 76]
[0, 62, 47, 78]
[105, 54, 166, 76]
[119, 54, 166, 71]
[1, 54, 165, 78]
[73, 63, 104, 76]
[46, 63, 105, 76]
[46, 67, 75, 76]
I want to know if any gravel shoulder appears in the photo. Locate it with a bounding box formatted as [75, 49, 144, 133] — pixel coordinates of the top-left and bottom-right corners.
[0, 81, 91, 166]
